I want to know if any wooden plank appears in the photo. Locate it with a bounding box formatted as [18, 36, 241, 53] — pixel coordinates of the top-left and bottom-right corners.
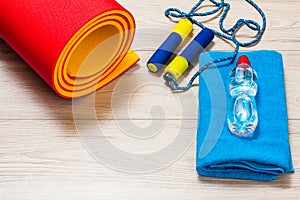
[119, 0, 300, 51]
[0, 44, 299, 120]
[0, 119, 299, 199]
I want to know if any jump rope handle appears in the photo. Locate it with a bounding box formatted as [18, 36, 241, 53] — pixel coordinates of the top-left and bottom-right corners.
[164, 28, 214, 82]
[147, 19, 215, 89]
[147, 19, 193, 73]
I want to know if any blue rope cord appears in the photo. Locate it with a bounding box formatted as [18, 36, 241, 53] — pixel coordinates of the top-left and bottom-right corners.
[164, 0, 266, 91]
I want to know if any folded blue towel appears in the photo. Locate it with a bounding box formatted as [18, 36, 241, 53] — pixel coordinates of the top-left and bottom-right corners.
[196, 50, 294, 181]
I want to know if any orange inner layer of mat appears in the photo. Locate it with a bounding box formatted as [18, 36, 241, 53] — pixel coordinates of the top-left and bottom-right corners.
[54, 10, 140, 98]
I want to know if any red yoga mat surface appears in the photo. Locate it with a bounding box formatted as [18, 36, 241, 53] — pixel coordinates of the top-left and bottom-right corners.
[0, 0, 140, 98]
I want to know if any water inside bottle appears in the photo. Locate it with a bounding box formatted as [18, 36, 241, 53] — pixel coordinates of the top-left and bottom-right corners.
[227, 56, 258, 137]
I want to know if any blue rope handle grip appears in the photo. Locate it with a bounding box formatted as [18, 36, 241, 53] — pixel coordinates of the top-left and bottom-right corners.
[164, 0, 267, 91]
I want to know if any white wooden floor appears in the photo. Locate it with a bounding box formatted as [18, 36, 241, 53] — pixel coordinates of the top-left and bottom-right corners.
[0, 0, 300, 199]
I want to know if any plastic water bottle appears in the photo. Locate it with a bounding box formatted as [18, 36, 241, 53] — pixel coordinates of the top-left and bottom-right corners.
[227, 55, 258, 137]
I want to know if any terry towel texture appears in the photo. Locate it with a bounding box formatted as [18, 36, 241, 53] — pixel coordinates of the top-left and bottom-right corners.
[196, 50, 294, 181]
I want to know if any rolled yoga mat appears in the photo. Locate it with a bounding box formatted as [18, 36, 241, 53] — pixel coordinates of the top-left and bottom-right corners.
[0, 0, 140, 98]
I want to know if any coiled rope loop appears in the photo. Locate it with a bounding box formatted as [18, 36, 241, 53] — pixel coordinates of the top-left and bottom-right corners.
[164, 0, 266, 91]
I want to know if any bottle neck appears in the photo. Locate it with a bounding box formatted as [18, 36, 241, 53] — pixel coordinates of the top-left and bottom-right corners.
[235, 63, 254, 82]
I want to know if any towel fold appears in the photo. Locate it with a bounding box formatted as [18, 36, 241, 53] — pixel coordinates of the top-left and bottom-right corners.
[196, 50, 294, 181]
